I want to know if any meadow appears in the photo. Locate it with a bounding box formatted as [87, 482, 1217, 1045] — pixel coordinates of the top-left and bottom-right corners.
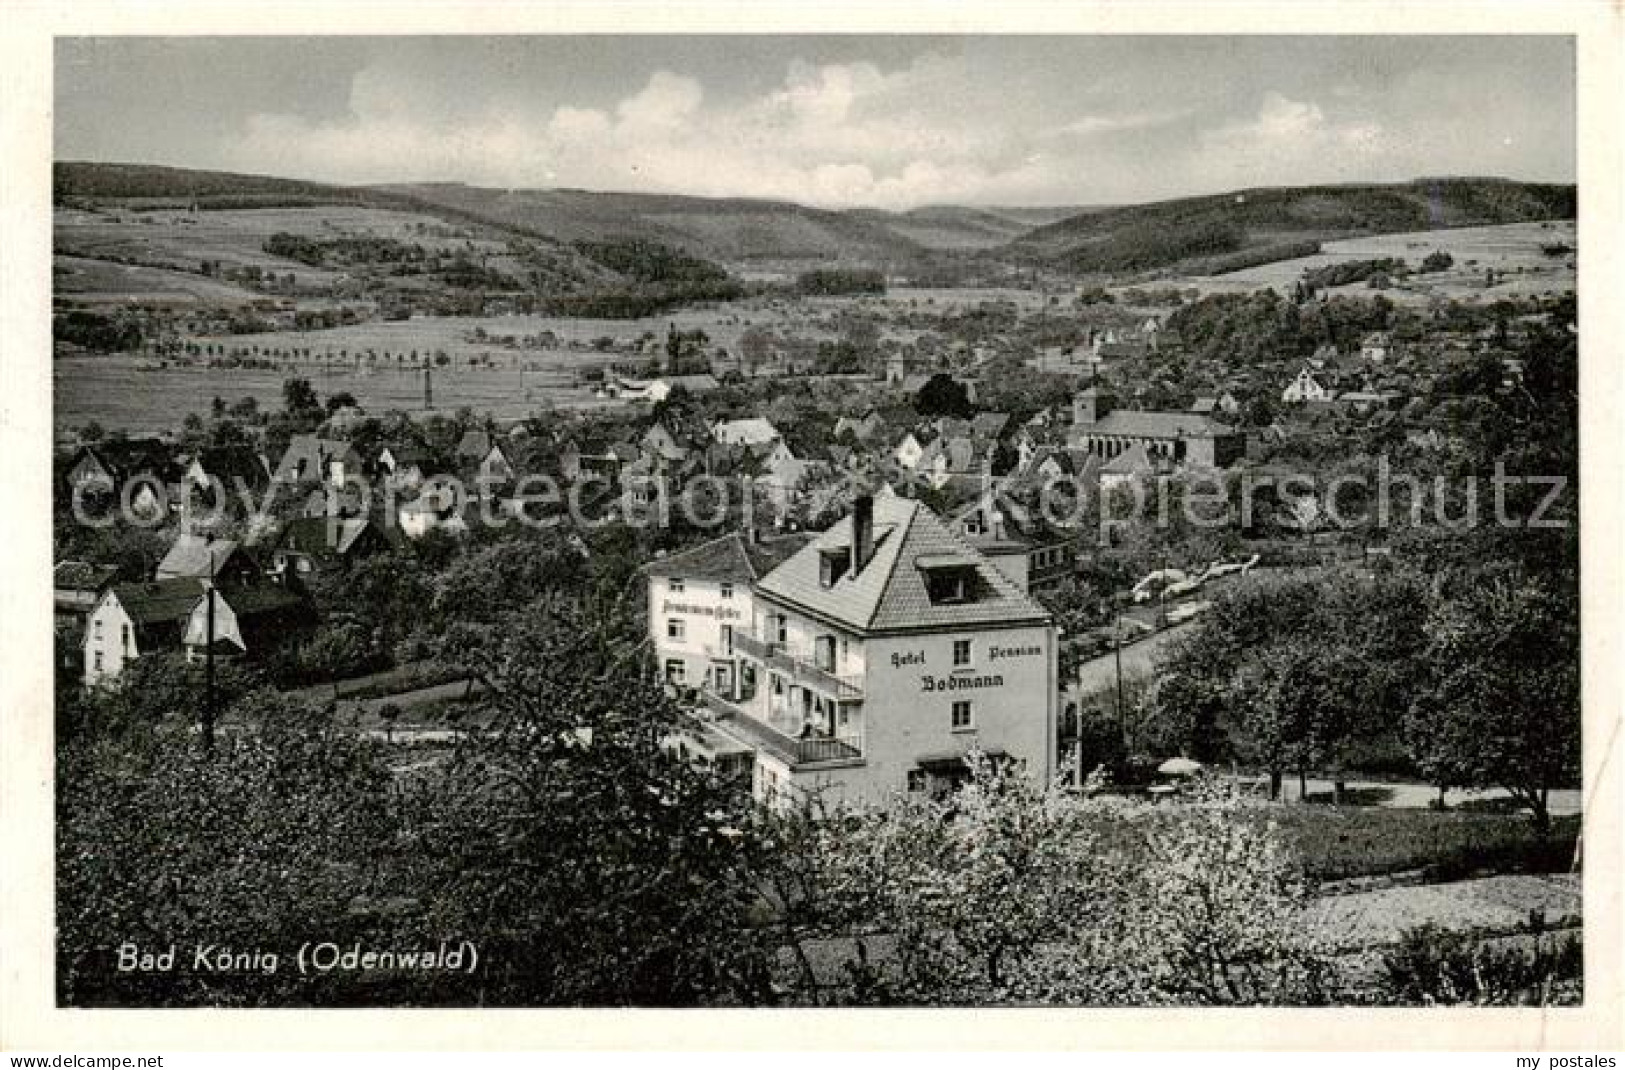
[1173, 219, 1576, 303]
[54, 351, 623, 435]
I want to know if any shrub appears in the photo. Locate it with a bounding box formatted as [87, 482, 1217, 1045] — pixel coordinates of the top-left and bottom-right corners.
[1376, 919, 1581, 1005]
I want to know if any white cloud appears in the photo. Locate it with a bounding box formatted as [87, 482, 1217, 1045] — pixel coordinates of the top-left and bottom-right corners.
[225, 62, 1411, 208]
[1194, 92, 1388, 188]
[226, 57, 1068, 208]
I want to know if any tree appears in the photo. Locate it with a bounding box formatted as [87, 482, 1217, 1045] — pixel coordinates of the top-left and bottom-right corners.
[1406, 572, 1580, 836]
[738, 327, 773, 377]
[1421, 250, 1455, 273]
[57, 695, 399, 1006]
[300, 619, 375, 696]
[281, 377, 321, 420]
[796, 752, 1105, 1002]
[417, 596, 774, 1004]
[1109, 777, 1332, 1004]
[914, 373, 973, 419]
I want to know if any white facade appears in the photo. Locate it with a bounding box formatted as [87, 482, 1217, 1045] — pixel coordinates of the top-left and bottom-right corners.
[82, 592, 141, 686]
[649, 573, 751, 692]
[731, 598, 1058, 809]
[1282, 367, 1332, 404]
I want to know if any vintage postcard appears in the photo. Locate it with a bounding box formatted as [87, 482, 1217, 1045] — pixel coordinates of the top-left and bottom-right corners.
[2, 0, 1621, 1053]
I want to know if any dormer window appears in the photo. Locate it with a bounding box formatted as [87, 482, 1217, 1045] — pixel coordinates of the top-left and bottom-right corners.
[819, 546, 852, 588]
[917, 554, 980, 605]
[926, 570, 971, 604]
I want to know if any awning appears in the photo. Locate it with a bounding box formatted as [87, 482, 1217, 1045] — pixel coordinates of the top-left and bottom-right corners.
[915, 748, 1008, 774]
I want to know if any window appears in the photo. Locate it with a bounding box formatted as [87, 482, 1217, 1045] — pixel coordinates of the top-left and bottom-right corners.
[907, 769, 928, 793]
[666, 618, 685, 640]
[923, 566, 973, 605]
[952, 639, 972, 667]
[951, 700, 974, 731]
[668, 577, 685, 593]
[93, 651, 103, 672]
[819, 547, 851, 587]
[664, 659, 686, 683]
[775, 614, 788, 645]
[719, 582, 733, 599]
[721, 624, 734, 653]
[121, 624, 130, 653]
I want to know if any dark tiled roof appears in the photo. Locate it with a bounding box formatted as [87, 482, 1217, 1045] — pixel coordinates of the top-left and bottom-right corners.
[54, 560, 119, 592]
[75, 439, 181, 483]
[457, 430, 493, 458]
[754, 497, 1051, 634]
[111, 578, 205, 625]
[1082, 410, 1234, 440]
[646, 532, 812, 582]
[216, 582, 313, 622]
[193, 445, 268, 487]
[277, 516, 381, 558]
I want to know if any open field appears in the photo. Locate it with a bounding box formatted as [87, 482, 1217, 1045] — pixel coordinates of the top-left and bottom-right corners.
[54, 351, 624, 434]
[54, 254, 264, 306]
[55, 204, 509, 291]
[1170, 220, 1576, 302]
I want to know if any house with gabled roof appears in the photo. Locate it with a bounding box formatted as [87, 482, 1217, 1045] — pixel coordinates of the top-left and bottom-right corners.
[82, 578, 204, 685]
[711, 417, 781, 448]
[1282, 366, 1335, 404]
[892, 431, 928, 471]
[154, 533, 261, 585]
[833, 410, 884, 443]
[65, 438, 180, 495]
[64, 439, 180, 519]
[376, 442, 429, 491]
[180, 582, 317, 665]
[949, 488, 1081, 593]
[645, 531, 813, 699]
[273, 434, 364, 487]
[183, 445, 269, 496]
[270, 516, 393, 576]
[675, 495, 1058, 807]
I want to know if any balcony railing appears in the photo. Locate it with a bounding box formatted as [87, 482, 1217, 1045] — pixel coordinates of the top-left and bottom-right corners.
[731, 631, 775, 661]
[730, 632, 864, 700]
[700, 690, 863, 767]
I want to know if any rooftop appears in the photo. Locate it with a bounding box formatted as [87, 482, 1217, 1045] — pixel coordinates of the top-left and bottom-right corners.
[753, 497, 1051, 634]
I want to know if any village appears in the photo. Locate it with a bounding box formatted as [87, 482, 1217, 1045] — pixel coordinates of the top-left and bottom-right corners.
[48, 131, 1587, 1013]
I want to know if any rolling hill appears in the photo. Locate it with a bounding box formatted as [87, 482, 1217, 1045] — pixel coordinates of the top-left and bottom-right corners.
[1007, 178, 1577, 277]
[56, 164, 1577, 283]
[374, 183, 937, 265]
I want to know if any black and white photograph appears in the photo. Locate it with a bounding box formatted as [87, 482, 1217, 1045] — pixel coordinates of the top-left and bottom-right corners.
[6, 8, 1622, 1047]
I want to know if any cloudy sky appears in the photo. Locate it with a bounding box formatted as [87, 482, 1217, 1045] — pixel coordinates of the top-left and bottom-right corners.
[55, 36, 1575, 209]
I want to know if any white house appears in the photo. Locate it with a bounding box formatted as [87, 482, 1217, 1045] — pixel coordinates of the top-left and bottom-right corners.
[1281, 366, 1334, 404]
[711, 418, 781, 448]
[664, 496, 1059, 808]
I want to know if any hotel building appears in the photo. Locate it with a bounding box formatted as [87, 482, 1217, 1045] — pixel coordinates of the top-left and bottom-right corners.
[649, 496, 1059, 807]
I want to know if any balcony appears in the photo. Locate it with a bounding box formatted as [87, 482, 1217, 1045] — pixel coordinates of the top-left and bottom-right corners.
[700, 689, 863, 767]
[730, 632, 864, 700]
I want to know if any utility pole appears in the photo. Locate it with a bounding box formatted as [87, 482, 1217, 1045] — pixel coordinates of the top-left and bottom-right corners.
[1113, 605, 1126, 751]
[202, 549, 217, 755]
[423, 362, 433, 411]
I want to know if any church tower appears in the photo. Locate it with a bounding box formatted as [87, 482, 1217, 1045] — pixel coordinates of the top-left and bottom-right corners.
[1072, 383, 1115, 427]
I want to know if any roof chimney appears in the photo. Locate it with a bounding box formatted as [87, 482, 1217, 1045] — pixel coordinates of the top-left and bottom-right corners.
[851, 494, 875, 576]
